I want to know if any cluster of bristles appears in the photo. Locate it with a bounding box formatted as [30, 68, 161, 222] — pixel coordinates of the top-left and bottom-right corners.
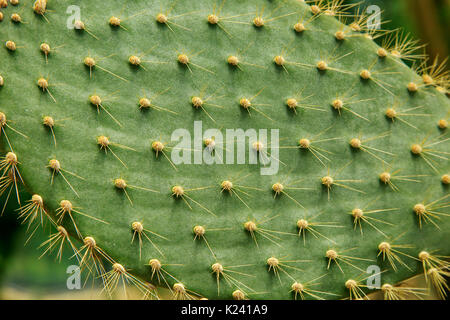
[0, 0, 449, 300]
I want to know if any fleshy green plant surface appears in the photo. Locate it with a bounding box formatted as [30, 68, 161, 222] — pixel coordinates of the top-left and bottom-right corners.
[0, 0, 449, 300]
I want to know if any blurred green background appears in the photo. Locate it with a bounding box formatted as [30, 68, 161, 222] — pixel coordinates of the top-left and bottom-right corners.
[0, 0, 448, 299]
[350, 0, 450, 64]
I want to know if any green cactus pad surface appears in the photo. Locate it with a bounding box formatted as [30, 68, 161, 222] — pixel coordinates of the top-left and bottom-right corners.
[0, 0, 449, 300]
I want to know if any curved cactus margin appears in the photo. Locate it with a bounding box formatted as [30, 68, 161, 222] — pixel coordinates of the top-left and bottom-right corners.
[0, 0, 449, 300]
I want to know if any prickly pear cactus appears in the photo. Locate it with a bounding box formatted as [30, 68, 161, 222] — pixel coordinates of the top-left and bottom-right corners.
[0, 0, 449, 300]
